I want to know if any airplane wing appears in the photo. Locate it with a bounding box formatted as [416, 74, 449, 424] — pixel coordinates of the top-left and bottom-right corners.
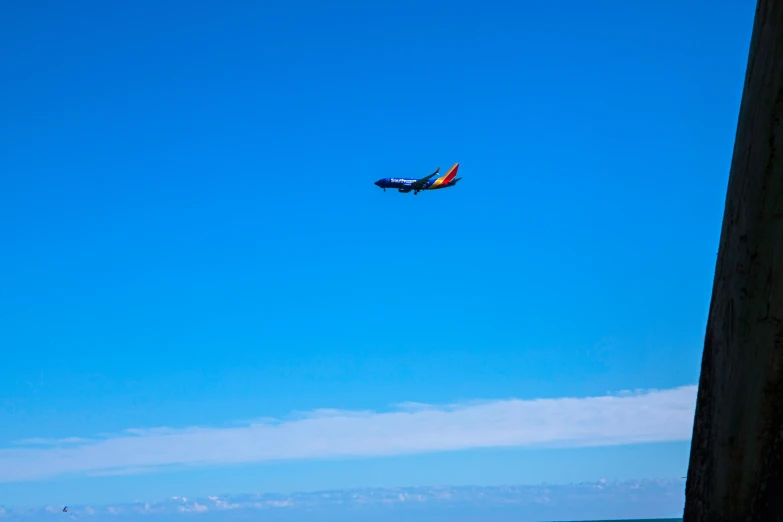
[409, 167, 440, 190]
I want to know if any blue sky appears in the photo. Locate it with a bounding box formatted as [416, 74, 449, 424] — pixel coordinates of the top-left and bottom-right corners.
[0, 0, 755, 514]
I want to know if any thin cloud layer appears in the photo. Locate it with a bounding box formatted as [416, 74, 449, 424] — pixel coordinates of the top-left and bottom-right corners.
[0, 386, 697, 482]
[0, 480, 688, 522]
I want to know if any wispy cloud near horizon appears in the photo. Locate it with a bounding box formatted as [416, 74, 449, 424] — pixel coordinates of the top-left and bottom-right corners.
[0, 480, 689, 522]
[0, 385, 697, 482]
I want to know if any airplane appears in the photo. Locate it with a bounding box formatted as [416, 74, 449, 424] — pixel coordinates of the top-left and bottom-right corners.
[374, 163, 461, 195]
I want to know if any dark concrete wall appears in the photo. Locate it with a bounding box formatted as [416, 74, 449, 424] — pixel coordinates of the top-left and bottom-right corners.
[683, 0, 783, 520]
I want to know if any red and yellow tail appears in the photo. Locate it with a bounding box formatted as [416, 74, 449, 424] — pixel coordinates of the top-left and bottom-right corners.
[430, 163, 459, 188]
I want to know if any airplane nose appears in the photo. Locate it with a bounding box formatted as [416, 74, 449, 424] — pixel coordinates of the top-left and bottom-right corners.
[374, 180, 381, 186]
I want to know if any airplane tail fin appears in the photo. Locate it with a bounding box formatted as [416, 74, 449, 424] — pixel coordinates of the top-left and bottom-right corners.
[433, 163, 459, 186]
[442, 163, 459, 183]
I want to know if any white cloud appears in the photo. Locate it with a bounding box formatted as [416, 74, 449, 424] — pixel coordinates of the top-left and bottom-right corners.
[0, 386, 697, 482]
[177, 502, 207, 513]
[85, 466, 169, 477]
[0, 481, 689, 521]
[392, 401, 439, 412]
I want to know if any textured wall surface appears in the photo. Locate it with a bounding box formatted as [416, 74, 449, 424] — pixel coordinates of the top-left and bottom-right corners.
[683, 0, 783, 520]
